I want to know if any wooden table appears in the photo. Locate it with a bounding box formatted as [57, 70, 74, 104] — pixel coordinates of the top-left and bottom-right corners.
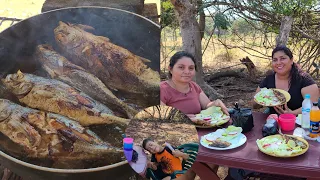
[192, 112, 320, 180]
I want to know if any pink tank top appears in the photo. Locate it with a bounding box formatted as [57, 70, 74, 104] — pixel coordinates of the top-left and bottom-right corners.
[160, 81, 203, 114]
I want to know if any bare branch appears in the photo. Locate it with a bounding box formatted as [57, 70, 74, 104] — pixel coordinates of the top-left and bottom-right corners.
[293, 25, 320, 42]
[217, 38, 270, 59]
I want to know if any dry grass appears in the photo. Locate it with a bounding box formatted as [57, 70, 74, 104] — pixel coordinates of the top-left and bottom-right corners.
[161, 35, 272, 75]
[0, 0, 45, 32]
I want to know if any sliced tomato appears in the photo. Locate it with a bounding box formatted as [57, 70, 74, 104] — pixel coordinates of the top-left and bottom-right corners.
[263, 144, 271, 148]
[203, 117, 211, 121]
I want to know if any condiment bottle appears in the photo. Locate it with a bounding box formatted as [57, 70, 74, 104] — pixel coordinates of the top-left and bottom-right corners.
[309, 102, 320, 138]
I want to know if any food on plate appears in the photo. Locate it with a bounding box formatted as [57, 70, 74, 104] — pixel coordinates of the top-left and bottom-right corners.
[254, 88, 287, 106]
[201, 125, 243, 149]
[273, 89, 286, 104]
[220, 126, 243, 141]
[36, 44, 138, 118]
[2, 71, 129, 126]
[0, 99, 122, 159]
[194, 106, 230, 127]
[284, 135, 308, 149]
[256, 134, 309, 157]
[208, 139, 231, 148]
[54, 21, 160, 96]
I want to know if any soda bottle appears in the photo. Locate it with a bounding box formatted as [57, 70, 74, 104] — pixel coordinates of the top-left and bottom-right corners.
[301, 94, 312, 129]
[309, 102, 320, 138]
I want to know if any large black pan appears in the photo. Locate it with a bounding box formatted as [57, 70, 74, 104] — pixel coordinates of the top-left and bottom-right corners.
[0, 7, 160, 180]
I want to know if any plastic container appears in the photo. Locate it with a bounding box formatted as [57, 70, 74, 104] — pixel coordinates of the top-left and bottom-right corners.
[302, 94, 312, 129]
[279, 114, 296, 131]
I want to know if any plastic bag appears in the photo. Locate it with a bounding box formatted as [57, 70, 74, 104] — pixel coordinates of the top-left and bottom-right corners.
[229, 102, 254, 133]
[262, 114, 278, 137]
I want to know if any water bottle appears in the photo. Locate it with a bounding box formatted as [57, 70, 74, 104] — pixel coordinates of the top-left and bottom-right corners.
[302, 94, 312, 129]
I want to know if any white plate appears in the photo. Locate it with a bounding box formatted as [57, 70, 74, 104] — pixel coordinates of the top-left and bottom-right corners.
[200, 132, 247, 150]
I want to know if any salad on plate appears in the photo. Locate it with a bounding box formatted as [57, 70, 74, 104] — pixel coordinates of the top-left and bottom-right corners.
[256, 134, 309, 157]
[201, 126, 245, 149]
[254, 88, 289, 106]
[193, 106, 230, 128]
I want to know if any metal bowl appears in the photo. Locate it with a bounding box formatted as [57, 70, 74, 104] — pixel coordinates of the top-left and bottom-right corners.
[0, 7, 160, 180]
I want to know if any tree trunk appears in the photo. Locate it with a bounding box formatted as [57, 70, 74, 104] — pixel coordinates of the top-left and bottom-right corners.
[276, 16, 293, 46]
[170, 0, 223, 99]
[198, 0, 205, 39]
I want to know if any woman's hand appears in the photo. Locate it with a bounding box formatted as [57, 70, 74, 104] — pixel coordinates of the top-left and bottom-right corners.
[207, 99, 229, 115]
[274, 104, 294, 115]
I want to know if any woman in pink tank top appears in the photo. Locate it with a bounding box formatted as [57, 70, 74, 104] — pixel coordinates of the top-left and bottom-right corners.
[160, 51, 228, 180]
[160, 51, 229, 117]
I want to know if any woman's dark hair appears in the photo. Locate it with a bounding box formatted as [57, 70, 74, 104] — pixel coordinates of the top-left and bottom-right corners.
[272, 45, 306, 87]
[142, 138, 153, 150]
[168, 51, 197, 78]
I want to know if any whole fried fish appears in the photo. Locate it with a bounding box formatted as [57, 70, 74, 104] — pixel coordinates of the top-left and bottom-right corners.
[36, 44, 138, 118]
[0, 99, 122, 159]
[2, 71, 129, 126]
[54, 21, 160, 97]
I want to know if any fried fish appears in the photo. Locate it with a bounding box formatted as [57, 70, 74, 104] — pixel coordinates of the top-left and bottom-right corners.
[0, 99, 122, 159]
[272, 89, 286, 104]
[53, 21, 160, 98]
[208, 139, 231, 148]
[2, 71, 129, 126]
[36, 44, 138, 118]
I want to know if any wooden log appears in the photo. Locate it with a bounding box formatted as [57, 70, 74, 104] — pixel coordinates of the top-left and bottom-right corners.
[205, 69, 245, 82]
[240, 56, 257, 80]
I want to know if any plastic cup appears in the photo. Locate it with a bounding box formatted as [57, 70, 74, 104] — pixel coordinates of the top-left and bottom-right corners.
[124, 148, 133, 161]
[123, 137, 134, 149]
[123, 143, 133, 149]
[279, 114, 296, 131]
[123, 138, 134, 144]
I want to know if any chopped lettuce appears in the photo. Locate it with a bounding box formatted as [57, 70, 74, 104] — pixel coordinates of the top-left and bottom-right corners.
[256, 136, 303, 156]
[195, 106, 229, 125]
[220, 126, 243, 141]
[254, 88, 278, 105]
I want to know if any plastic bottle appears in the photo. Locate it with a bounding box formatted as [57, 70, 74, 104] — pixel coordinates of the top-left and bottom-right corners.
[309, 102, 320, 138]
[301, 94, 312, 129]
